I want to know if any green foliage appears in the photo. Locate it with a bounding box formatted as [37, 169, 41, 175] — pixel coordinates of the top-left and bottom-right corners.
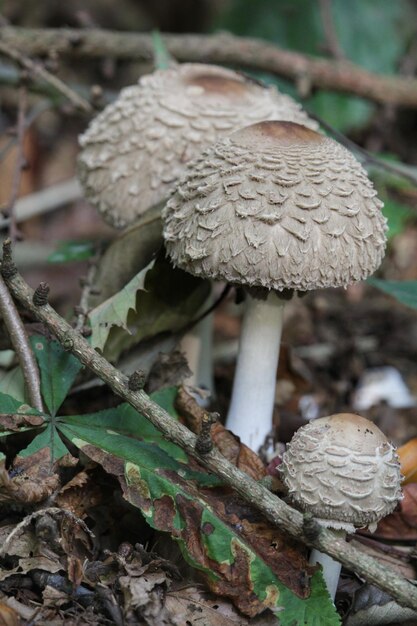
[59, 392, 339, 625]
[1, 338, 339, 624]
[88, 260, 153, 353]
[369, 279, 417, 309]
[89, 206, 162, 304]
[216, 0, 414, 131]
[30, 336, 82, 415]
[47, 240, 96, 264]
[381, 196, 414, 240]
[151, 30, 173, 70]
[88, 254, 211, 362]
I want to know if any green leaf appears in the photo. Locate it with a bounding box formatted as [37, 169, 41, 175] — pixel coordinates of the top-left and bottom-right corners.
[60, 420, 338, 623]
[368, 279, 417, 309]
[19, 423, 69, 460]
[88, 260, 154, 353]
[90, 205, 162, 306]
[47, 240, 95, 264]
[382, 197, 414, 240]
[60, 401, 188, 463]
[56, 386, 339, 624]
[0, 366, 26, 403]
[30, 336, 82, 415]
[216, 0, 413, 132]
[0, 391, 38, 414]
[89, 255, 210, 362]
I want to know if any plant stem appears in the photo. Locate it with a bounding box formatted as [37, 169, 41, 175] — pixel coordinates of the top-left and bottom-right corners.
[0, 275, 43, 411]
[226, 292, 284, 451]
[2, 27, 417, 108]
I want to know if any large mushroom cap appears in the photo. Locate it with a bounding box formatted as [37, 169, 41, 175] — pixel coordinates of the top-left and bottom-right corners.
[163, 121, 387, 291]
[280, 414, 402, 532]
[78, 64, 318, 228]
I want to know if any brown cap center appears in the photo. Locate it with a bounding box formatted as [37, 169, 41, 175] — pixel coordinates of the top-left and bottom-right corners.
[231, 121, 323, 147]
[186, 73, 249, 97]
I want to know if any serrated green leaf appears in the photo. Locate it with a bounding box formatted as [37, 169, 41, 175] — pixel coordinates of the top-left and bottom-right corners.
[90, 205, 162, 306]
[30, 336, 82, 415]
[47, 240, 95, 264]
[368, 279, 417, 309]
[88, 260, 154, 353]
[89, 254, 210, 362]
[18, 423, 69, 460]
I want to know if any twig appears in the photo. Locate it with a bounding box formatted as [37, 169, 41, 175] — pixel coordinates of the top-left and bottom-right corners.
[1, 27, 417, 108]
[0, 98, 51, 164]
[0, 38, 92, 113]
[6, 85, 27, 242]
[318, 0, 345, 60]
[2, 244, 417, 612]
[0, 273, 42, 411]
[0, 178, 83, 230]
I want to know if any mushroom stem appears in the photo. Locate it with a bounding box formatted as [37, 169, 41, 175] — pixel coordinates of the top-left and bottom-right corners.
[309, 530, 346, 600]
[226, 291, 285, 451]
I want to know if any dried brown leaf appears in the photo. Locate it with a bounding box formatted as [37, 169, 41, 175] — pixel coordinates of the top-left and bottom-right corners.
[55, 470, 103, 519]
[165, 585, 279, 626]
[372, 483, 417, 540]
[175, 386, 266, 481]
[0, 602, 21, 626]
[0, 412, 44, 432]
[0, 449, 61, 506]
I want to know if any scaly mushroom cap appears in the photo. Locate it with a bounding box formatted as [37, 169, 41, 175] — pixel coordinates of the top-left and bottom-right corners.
[163, 121, 387, 291]
[280, 414, 402, 532]
[78, 64, 318, 228]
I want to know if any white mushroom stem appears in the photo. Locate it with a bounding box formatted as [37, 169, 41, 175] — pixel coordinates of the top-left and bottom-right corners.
[226, 291, 285, 451]
[309, 530, 346, 600]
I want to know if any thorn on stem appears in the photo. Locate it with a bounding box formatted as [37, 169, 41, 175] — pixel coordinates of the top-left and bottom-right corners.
[128, 370, 146, 391]
[196, 412, 218, 455]
[302, 512, 322, 542]
[33, 282, 50, 306]
[1, 239, 17, 279]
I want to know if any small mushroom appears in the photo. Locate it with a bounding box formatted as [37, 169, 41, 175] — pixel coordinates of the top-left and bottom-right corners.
[280, 413, 403, 598]
[78, 63, 318, 229]
[163, 121, 387, 451]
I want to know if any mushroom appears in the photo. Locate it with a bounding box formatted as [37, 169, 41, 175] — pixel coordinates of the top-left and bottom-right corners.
[78, 63, 318, 229]
[163, 121, 387, 451]
[280, 413, 403, 598]
[78, 65, 317, 399]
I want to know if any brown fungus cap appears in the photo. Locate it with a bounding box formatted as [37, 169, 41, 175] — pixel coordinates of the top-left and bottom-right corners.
[163, 121, 387, 291]
[280, 414, 402, 532]
[78, 64, 318, 228]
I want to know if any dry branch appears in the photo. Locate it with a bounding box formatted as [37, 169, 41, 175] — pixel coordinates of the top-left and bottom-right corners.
[2, 247, 417, 612]
[1, 26, 417, 107]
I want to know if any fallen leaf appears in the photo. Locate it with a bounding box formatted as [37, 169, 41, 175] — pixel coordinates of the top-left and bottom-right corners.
[372, 483, 417, 540]
[0, 602, 21, 626]
[165, 585, 280, 626]
[0, 449, 60, 505]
